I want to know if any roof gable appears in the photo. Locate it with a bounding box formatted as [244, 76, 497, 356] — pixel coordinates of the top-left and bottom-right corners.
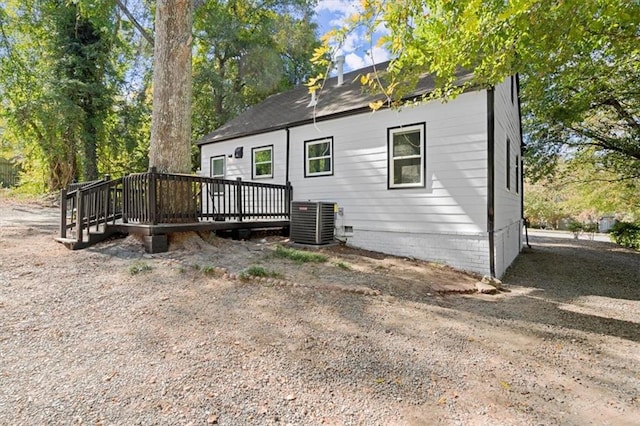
[197, 62, 475, 145]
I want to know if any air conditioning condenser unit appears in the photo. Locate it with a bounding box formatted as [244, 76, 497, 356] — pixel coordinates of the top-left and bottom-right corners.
[290, 201, 335, 245]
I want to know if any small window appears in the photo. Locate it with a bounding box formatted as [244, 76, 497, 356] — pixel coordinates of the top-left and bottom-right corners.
[506, 138, 511, 190]
[515, 155, 520, 194]
[252, 145, 273, 179]
[388, 123, 426, 189]
[210, 155, 225, 194]
[210, 155, 225, 179]
[305, 137, 333, 177]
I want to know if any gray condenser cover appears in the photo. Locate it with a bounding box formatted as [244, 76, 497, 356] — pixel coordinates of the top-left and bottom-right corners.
[290, 201, 335, 245]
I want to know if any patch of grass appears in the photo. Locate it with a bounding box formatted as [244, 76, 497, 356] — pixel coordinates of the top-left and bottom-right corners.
[239, 265, 283, 281]
[273, 245, 327, 263]
[200, 265, 216, 275]
[333, 261, 351, 270]
[129, 261, 152, 275]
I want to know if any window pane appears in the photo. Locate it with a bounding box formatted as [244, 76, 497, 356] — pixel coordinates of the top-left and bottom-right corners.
[256, 163, 272, 176]
[255, 149, 271, 163]
[212, 158, 224, 176]
[393, 131, 421, 157]
[308, 142, 330, 158]
[309, 158, 330, 174]
[394, 157, 421, 185]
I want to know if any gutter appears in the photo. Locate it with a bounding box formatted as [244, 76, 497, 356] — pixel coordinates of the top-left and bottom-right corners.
[487, 87, 496, 278]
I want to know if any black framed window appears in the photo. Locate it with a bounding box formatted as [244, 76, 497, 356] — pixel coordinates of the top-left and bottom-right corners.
[252, 145, 273, 179]
[210, 155, 225, 194]
[305, 137, 333, 177]
[506, 138, 511, 190]
[515, 155, 520, 194]
[388, 123, 426, 189]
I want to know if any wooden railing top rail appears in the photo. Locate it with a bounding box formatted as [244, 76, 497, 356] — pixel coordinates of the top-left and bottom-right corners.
[123, 170, 292, 190]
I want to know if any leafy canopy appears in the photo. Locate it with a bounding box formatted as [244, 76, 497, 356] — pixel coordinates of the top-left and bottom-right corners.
[314, 0, 640, 180]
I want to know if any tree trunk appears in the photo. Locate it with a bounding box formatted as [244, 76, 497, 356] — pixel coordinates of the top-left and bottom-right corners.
[148, 0, 195, 224]
[149, 0, 193, 174]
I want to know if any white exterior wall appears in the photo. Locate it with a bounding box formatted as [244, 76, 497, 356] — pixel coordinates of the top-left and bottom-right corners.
[493, 77, 524, 277]
[199, 90, 499, 276]
[292, 91, 491, 275]
[200, 131, 288, 184]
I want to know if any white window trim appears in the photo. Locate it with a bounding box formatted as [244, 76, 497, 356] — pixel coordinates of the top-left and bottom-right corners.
[388, 123, 426, 189]
[305, 137, 333, 177]
[252, 145, 273, 179]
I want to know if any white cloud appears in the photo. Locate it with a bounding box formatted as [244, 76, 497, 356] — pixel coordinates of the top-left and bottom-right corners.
[315, 0, 358, 15]
[341, 32, 362, 53]
[369, 46, 391, 63]
[344, 53, 367, 71]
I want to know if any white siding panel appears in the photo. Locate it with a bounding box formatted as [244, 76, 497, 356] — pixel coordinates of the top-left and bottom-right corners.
[492, 77, 524, 276]
[493, 78, 523, 232]
[200, 90, 494, 275]
[200, 131, 288, 184]
[290, 90, 488, 236]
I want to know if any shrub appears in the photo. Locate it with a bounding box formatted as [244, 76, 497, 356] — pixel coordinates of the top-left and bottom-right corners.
[567, 220, 583, 239]
[273, 245, 327, 263]
[609, 222, 640, 250]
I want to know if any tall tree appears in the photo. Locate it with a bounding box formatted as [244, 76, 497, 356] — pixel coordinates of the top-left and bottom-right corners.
[191, 0, 320, 142]
[51, 1, 113, 182]
[313, 0, 640, 180]
[149, 0, 193, 174]
[1, 0, 134, 190]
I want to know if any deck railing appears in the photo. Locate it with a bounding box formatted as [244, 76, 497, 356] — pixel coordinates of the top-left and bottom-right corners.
[60, 170, 292, 244]
[60, 177, 124, 241]
[122, 170, 292, 224]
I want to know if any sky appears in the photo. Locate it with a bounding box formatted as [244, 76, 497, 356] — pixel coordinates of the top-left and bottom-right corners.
[313, 0, 390, 73]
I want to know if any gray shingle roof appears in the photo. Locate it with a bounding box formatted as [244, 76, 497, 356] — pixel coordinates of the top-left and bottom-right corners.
[196, 62, 475, 146]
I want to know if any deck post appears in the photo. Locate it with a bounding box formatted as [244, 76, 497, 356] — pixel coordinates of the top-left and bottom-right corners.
[76, 188, 84, 243]
[236, 177, 243, 222]
[60, 188, 67, 238]
[122, 176, 129, 223]
[148, 167, 158, 225]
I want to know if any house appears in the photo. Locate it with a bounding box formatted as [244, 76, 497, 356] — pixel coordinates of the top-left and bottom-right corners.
[197, 58, 524, 278]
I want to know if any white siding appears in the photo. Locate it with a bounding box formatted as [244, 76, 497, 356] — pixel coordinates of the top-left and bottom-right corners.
[493, 77, 524, 277]
[200, 131, 288, 184]
[289, 91, 488, 236]
[199, 90, 499, 276]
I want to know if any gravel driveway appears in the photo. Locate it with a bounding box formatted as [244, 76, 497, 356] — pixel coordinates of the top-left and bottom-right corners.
[1, 197, 639, 425]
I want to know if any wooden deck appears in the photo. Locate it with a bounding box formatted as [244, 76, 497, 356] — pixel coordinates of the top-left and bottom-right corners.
[57, 170, 292, 252]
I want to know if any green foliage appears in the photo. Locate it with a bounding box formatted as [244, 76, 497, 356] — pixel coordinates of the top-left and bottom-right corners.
[524, 158, 640, 229]
[333, 261, 351, 270]
[273, 245, 327, 264]
[239, 265, 283, 281]
[1, 0, 152, 191]
[129, 261, 152, 275]
[316, 0, 640, 182]
[191, 0, 321, 144]
[609, 222, 640, 250]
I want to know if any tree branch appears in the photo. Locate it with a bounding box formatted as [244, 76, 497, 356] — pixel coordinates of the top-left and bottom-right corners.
[115, 0, 154, 46]
[567, 125, 640, 161]
[602, 97, 640, 132]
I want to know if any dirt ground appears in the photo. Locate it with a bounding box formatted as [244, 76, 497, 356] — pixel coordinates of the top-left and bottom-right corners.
[1, 194, 639, 425]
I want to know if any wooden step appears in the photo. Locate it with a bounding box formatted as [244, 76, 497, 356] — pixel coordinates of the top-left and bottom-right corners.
[55, 227, 119, 250]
